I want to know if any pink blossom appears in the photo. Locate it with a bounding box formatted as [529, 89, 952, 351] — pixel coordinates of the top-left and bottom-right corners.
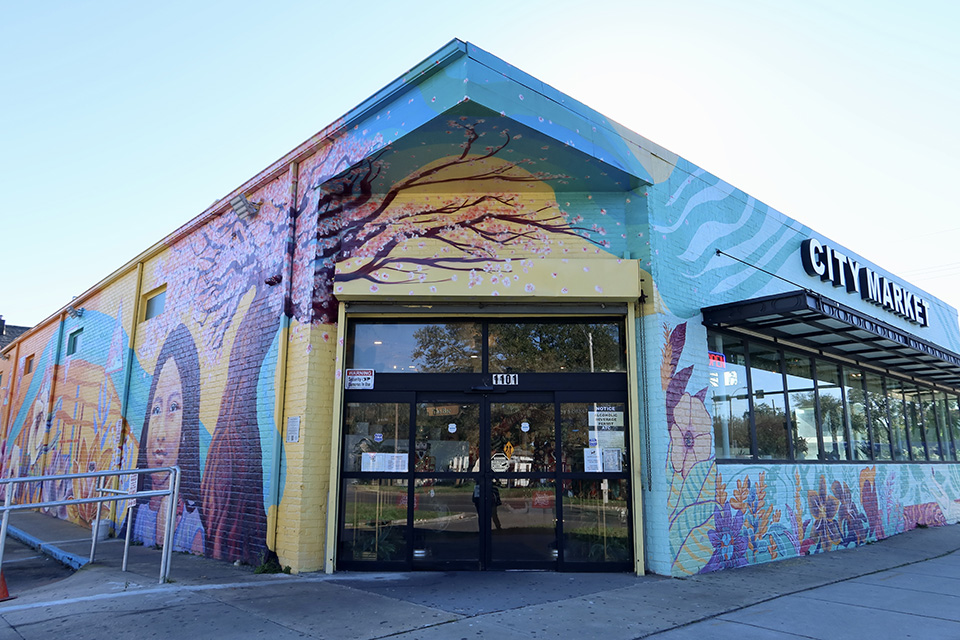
[669, 393, 712, 478]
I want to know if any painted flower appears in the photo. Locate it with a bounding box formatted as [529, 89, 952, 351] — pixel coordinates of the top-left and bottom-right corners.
[832, 480, 868, 546]
[802, 476, 842, 554]
[702, 502, 748, 572]
[859, 467, 884, 539]
[669, 393, 712, 478]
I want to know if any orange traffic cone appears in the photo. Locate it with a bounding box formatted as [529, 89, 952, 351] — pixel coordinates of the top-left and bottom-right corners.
[0, 570, 14, 602]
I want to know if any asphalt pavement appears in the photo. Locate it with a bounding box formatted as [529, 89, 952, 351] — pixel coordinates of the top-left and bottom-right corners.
[2, 510, 959, 639]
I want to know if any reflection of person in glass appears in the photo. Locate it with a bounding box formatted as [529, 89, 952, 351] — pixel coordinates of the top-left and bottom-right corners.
[134, 325, 205, 554]
[472, 483, 502, 530]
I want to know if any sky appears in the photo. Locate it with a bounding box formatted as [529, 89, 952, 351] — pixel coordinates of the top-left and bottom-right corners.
[2, 0, 958, 329]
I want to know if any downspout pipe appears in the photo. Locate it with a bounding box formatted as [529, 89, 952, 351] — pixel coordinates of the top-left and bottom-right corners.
[40, 313, 67, 492]
[637, 284, 651, 573]
[266, 161, 299, 553]
[117, 263, 145, 512]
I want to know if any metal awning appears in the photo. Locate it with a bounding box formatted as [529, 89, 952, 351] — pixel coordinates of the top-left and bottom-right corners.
[701, 290, 960, 388]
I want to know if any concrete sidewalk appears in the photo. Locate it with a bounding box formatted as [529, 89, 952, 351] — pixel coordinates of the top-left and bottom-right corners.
[2, 510, 960, 639]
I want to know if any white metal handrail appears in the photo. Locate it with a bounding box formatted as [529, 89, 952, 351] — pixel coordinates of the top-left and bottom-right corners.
[0, 466, 181, 584]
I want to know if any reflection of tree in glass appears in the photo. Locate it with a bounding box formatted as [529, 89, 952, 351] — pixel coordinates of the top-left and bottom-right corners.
[489, 323, 623, 373]
[814, 393, 847, 459]
[411, 324, 481, 373]
[746, 403, 807, 459]
[715, 414, 751, 455]
[490, 405, 554, 456]
[842, 386, 872, 458]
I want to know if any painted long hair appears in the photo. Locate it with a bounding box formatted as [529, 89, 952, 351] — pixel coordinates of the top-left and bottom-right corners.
[200, 287, 272, 564]
[136, 324, 202, 511]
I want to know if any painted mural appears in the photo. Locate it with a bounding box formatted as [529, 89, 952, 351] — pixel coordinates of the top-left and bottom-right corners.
[315, 115, 646, 303]
[2, 41, 958, 578]
[662, 319, 960, 576]
[0, 109, 646, 567]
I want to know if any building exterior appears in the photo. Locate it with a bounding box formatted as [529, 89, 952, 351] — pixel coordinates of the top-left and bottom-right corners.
[2, 40, 959, 577]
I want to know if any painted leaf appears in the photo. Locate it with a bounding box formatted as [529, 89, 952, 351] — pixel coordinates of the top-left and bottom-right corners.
[672, 513, 715, 576]
[669, 323, 686, 372]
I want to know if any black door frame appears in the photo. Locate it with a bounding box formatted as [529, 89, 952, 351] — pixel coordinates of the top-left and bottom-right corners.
[338, 382, 631, 571]
[336, 316, 633, 571]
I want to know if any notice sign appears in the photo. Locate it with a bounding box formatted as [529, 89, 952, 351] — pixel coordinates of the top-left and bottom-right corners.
[285, 416, 301, 443]
[361, 452, 408, 473]
[583, 448, 602, 473]
[589, 407, 624, 428]
[603, 448, 622, 472]
[491, 452, 510, 472]
[345, 369, 374, 389]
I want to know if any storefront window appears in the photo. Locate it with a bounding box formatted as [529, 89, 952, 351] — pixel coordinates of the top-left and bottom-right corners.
[340, 478, 409, 562]
[816, 362, 848, 461]
[560, 403, 626, 473]
[343, 402, 410, 472]
[903, 386, 927, 461]
[950, 395, 960, 461]
[921, 390, 943, 461]
[412, 478, 478, 564]
[845, 368, 870, 460]
[886, 378, 909, 461]
[707, 329, 959, 466]
[865, 373, 892, 461]
[562, 479, 629, 564]
[347, 322, 481, 373]
[785, 351, 817, 460]
[415, 403, 479, 473]
[488, 321, 625, 373]
[490, 478, 556, 563]
[935, 392, 954, 461]
[708, 334, 751, 459]
[490, 402, 556, 473]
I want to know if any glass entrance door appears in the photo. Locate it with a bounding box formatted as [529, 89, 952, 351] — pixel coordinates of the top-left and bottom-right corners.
[411, 398, 481, 568]
[339, 392, 631, 570]
[487, 400, 557, 568]
[337, 317, 633, 571]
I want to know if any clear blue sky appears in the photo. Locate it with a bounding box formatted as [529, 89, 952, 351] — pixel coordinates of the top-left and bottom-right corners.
[2, 0, 958, 327]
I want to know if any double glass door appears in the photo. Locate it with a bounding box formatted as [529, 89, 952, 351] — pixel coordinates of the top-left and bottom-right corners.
[339, 390, 631, 571]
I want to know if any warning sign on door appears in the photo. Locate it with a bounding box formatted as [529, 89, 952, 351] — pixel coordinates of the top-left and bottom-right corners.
[345, 369, 374, 389]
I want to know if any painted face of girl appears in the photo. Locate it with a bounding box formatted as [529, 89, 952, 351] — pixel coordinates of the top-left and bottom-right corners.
[147, 359, 183, 470]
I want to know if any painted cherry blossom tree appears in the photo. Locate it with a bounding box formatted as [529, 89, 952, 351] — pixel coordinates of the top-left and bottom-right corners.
[308, 118, 611, 323]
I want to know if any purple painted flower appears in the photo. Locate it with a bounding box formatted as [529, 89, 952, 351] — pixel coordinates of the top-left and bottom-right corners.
[702, 502, 748, 572]
[832, 480, 868, 547]
[802, 476, 842, 554]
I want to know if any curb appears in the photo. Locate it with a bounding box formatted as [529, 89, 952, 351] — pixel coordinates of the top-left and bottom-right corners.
[6, 525, 88, 571]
